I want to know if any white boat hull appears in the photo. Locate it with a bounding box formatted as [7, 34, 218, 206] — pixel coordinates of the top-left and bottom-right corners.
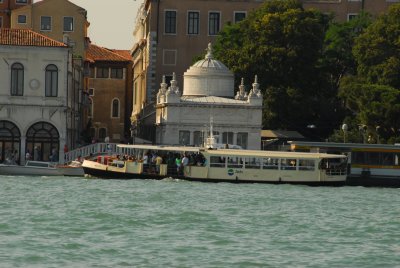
[0, 164, 61, 176]
[82, 158, 346, 186]
[57, 166, 85, 176]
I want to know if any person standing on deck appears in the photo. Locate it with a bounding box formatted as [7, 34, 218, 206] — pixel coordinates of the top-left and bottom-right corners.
[181, 154, 189, 176]
[182, 154, 189, 167]
[143, 153, 149, 172]
[155, 155, 163, 174]
[175, 156, 182, 174]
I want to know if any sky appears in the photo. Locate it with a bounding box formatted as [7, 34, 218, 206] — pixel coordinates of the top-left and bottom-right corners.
[35, 0, 142, 50]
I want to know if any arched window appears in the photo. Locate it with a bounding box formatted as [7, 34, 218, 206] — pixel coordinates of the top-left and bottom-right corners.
[0, 121, 21, 164]
[90, 127, 96, 139]
[26, 122, 59, 162]
[179, 130, 190, 145]
[99, 128, 107, 140]
[11, 63, 24, 96]
[111, 99, 120, 118]
[45, 64, 58, 97]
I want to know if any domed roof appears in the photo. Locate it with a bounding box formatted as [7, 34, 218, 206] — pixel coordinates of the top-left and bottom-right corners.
[183, 43, 234, 98]
[192, 49, 231, 71]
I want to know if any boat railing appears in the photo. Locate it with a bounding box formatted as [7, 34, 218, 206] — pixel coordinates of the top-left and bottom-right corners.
[227, 163, 242, 169]
[263, 164, 279, 170]
[210, 163, 225, 168]
[63, 143, 119, 164]
[325, 168, 347, 176]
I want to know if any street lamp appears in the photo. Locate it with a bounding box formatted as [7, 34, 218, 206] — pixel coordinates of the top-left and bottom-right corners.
[342, 124, 348, 143]
[376, 126, 381, 144]
[358, 125, 367, 143]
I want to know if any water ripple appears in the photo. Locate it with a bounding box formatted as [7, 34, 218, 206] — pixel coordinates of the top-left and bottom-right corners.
[0, 177, 399, 267]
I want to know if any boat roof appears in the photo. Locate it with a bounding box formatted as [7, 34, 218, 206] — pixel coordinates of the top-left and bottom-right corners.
[289, 141, 400, 151]
[118, 144, 345, 159]
[118, 144, 201, 153]
[203, 149, 346, 159]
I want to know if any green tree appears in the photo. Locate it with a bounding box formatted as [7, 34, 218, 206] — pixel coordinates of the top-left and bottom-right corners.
[214, 0, 335, 137]
[338, 76, 400, 143]
[321, 13, 371, 91]
[335, 4, 400, 143]
[354, 4, 400, 88]
[316, 14, 372, 142]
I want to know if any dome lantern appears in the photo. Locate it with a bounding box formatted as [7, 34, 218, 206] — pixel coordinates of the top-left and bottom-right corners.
[183, 43, 234, 98]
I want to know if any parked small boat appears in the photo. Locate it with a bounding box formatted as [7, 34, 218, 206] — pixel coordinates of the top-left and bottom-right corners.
[0, 160, 60, 176]
[57, 161, 84, 176]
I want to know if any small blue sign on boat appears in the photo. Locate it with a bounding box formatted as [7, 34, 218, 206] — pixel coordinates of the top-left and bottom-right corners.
[228, 169, 234, 176]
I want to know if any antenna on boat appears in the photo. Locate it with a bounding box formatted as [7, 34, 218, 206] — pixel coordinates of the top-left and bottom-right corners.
[205, 117, 216, 149]
[210, 117, 214, 139]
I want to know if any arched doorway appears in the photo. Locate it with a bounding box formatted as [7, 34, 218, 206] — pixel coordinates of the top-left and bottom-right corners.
[26, 122, 60, 162]
[0, 121, 21, 164]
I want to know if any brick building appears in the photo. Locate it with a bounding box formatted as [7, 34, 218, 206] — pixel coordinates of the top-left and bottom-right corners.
[86, 44, 133, 143]
[130, 0, 399, 144]
[0, 0, 32, 28]
[131, 0, 264, 143]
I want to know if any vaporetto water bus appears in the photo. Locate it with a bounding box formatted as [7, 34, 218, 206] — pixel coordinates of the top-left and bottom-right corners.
[82, 144, 348, 185]
[289, 141, 400, 187]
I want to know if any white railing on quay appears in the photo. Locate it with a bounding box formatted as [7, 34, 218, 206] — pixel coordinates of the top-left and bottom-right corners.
[63, 143, 119, 164]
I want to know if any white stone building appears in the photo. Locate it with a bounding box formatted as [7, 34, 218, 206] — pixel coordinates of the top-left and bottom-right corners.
[155, 44, 263, 149]
[0, 28, 76, 164]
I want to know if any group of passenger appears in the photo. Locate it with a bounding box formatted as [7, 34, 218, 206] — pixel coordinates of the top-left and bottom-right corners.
[142, 151, 205, 175]
[105, 151, 206, 176]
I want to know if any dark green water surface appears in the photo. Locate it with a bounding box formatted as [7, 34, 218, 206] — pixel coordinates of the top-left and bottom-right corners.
[0, 176, 399, 267]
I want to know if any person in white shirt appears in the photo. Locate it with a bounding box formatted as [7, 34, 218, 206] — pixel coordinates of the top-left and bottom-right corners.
[25, 150, 31, 161]
[182, 155, 189, 167]
[143, 154, 148, 165]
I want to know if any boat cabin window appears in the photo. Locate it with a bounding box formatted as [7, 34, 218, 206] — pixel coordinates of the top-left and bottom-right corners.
[263, 158, 279, 169]
[319, 158, 346, 169]
[281, 158, 297, 170]
[26, 161, 51, 167]
[210, 156, 225, 168]
[244, 157, 261, 169]
[298, 159, 315, 171]
[110, 160, 125, 168]
[227, 156, 242, 168]
[352, 151, 400, 166]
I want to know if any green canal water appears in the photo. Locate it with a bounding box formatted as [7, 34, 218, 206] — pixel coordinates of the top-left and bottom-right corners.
[0, 176, 399, 267]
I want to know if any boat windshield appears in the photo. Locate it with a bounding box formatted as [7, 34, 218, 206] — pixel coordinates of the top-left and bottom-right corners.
[26, 161, 53, 168]
[319, 157, 347, 175]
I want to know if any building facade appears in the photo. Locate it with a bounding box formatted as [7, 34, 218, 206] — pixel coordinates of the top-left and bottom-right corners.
[10, 0, 91, 148]
[10, 0, 89, 58]
[155, 44, 263, 149]
[130, 0, 397, 145]
[131, 0, 264, 143]
[300, 0, 399, 22]
[0, 28, 76, 164]
[0, 0, 32, 28]
[86, 44, 133, 143]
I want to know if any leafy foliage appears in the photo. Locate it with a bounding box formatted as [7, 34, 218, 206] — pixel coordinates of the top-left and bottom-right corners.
[208, 0, 400, 143]
[214, 0, 334, 136]
[354, 4, 400, 88]
[321, 13, 371, 91]
[334, 4, 400, 143]
[338, 76, 400, 142]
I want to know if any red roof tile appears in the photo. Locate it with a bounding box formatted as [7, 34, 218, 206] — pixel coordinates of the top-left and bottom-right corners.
[111, 49, 132, 61]
[0, 28, 67, 47]
[87, 44, 132, 62]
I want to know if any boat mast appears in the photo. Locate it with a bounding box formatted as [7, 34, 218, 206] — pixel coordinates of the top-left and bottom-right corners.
[206, 117, 216, 148]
